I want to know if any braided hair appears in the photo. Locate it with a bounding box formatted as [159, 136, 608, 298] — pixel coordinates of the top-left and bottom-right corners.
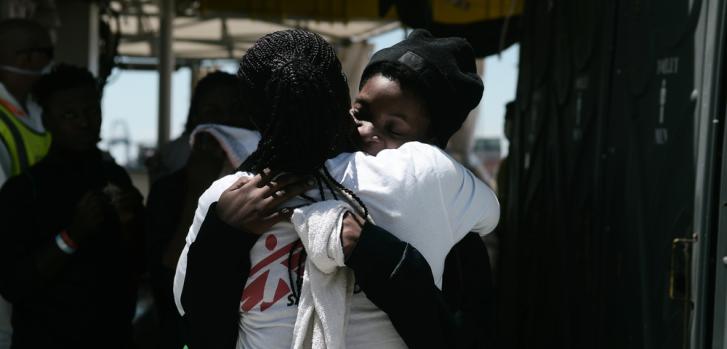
[235, 30, 371, 304]
[237, 29, 361, 175]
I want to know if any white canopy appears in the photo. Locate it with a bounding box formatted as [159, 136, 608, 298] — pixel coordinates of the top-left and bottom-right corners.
[111, 1, 399, 60]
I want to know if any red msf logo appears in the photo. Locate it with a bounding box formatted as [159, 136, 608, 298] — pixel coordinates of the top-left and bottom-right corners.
[240, 235, 304, 312]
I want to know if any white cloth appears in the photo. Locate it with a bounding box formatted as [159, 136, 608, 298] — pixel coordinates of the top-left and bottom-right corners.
[0, 82, 45, 349]
[189, 124, 260, 168]
[174, 142, 500, 349]
[291, 201, 355, 349]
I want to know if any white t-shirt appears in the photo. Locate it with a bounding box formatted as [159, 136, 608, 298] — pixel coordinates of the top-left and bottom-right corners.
[174, 142, 500, 349]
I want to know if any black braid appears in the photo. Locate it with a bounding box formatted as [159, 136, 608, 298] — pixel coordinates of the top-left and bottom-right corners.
[286, 239, 309, 305]
[319, 172, 339, 201]
[237, 29, 361, 176]
[287, 239, 301, 304]
[235, 29, 369, 304]
[296, 248, 306, 301]
[314, 175, 326, 201]
[322, 166, 370, 221]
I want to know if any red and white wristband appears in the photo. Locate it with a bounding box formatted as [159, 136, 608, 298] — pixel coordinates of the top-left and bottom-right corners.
[55, 230, 78, 255]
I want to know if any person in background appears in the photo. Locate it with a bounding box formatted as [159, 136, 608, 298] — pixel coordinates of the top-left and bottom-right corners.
[146, 71, 254, 183]
[146, 71, 257, 349]
[0, 18, 54, 349]
[0, 65, 145, 348]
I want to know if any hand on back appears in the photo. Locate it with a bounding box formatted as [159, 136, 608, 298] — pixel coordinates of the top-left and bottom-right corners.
[216, 170, 314, 235]
[341, 211, 365, 258]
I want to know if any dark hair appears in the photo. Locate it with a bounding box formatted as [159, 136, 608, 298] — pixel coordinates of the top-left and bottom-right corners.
[237, 29, 359, 175]
[185, 71, 241, 133]
[359, 61, 445, 147]
[234, 29, 369, 308]
[33, 64, 97, 111]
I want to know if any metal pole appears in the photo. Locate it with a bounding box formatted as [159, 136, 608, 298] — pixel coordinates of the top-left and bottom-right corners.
[54, 0, 98, 74]
[157, 0, 174, 148]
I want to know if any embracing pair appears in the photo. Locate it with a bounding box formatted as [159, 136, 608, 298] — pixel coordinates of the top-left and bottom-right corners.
[175, 29, 499, 349]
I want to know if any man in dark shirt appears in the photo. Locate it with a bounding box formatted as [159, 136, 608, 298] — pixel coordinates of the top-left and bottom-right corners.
[0, 65, 144, 348]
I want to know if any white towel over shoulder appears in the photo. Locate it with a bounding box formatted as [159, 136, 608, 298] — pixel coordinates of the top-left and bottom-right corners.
[290, 200, 355, 349]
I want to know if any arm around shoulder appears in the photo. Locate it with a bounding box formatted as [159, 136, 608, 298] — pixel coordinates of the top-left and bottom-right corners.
[173, 174, 260, 348]
[180, 202, 259, 348]
[345, 222, 452, 348]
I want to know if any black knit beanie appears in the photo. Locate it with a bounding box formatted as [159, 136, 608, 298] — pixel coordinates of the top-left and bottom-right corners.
[361, 29, 483, 146]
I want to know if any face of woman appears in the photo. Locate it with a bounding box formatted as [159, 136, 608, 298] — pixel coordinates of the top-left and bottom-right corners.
[351, 74, 432, 156]
[44, 86, 102, 153]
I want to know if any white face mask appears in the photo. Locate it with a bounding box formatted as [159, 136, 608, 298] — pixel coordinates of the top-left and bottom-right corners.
[0, 61, 54, 76]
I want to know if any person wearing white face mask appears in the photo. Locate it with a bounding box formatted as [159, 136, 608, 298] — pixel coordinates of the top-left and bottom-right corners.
[0, 18, 54, 186]
[0, 18, 54, 349]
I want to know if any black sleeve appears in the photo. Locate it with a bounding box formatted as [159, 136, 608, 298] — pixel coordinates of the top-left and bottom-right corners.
[442, 233, 496, 349]
[345, 222, 455, 349]
[181, 202, 259, 349]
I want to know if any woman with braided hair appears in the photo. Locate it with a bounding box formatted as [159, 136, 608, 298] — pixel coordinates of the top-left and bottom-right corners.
[174, 29, 498, 348]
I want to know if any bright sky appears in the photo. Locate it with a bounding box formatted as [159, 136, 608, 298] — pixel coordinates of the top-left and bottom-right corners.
[100, 28, 518, 164]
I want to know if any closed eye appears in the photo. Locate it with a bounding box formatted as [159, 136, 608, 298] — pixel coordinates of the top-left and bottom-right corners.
[386, 125, 406, 138]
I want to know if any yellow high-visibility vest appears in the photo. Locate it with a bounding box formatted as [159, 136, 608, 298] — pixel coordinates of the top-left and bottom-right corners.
[0, 103, 51, 177]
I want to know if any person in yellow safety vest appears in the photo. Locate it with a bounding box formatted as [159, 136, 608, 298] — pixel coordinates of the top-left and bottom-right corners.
[0, 18, 53, 186]
[0, 101, 52, 178]
[0, 18, 54, 349]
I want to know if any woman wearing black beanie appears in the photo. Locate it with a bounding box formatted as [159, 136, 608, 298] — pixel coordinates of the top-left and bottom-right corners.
[346, 29, 496, 348]
[359, 29, 485, 148]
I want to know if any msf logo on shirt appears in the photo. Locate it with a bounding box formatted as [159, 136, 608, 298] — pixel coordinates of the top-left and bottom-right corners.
[240, 234, 304, 312]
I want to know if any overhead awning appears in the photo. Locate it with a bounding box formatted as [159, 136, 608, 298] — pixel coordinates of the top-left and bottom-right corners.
[200, 0, 522, 24]
[110, 1, 399, 61]
[110, 0, 523, 61]
[199, 0, 524, 57]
